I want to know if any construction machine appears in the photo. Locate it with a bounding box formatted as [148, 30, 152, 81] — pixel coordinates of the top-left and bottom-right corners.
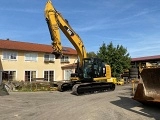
[133, 66, 160, 105]
[44, 0, 115, 95]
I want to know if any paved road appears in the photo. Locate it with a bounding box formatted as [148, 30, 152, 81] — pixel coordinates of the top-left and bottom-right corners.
[0, 84, 160, 120]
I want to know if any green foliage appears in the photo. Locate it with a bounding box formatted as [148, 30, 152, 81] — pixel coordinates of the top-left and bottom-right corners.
[97, 42, 131, 77]
[11, 81, 55, 92]
[87, 51, 97, 58]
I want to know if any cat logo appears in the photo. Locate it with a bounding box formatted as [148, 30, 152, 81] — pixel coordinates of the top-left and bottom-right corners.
[64, 26, 74, 36]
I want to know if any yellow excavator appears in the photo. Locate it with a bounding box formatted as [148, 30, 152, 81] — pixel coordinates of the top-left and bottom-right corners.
[44, 0, 115, 95]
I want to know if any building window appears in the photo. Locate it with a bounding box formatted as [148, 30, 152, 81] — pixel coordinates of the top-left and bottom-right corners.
[3, 51, 17, 60]
[2, 71, 16, 81]
[25, 71, 36, 82]
[44, 54, 55, 62]
[25, 53, 37, 61]
[61, 56, 69, 63]
[44, 71, 54, 82]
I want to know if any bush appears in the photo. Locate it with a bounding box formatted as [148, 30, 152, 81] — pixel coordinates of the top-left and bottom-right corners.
[2, 81, 57, 92]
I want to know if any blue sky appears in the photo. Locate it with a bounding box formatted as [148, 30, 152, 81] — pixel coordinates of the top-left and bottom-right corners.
[0, 0, 160, 58]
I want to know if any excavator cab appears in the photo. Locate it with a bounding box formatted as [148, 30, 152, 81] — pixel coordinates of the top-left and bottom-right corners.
[81, 58, 106, 81]
[71, 58, 106, 82]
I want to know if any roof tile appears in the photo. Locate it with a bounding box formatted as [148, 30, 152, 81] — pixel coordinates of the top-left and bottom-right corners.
[0, 39, 77, 55]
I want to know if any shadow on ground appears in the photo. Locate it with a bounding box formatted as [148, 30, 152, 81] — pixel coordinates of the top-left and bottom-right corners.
[111, 96, 160, 120]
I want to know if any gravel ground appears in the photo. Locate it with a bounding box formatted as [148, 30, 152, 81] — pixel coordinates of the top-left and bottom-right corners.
[0, 84, 160, 120]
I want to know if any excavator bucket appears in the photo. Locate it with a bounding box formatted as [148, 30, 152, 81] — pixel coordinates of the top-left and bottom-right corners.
[133, 67, 160, 105]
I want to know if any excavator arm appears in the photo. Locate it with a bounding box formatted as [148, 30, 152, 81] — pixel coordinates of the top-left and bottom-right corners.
[45, 0, 87, 66]
[45, 0, 61, 58]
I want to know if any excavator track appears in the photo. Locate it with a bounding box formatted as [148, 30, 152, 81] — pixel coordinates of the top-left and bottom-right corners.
[57, 81, 73, 92]
[72, 82, 115, 95]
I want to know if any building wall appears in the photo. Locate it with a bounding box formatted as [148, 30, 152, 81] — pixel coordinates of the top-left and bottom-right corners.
[0, 49, 77, 81]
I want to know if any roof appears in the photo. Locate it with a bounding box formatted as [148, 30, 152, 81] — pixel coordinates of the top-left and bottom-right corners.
[131, 55, 160, 62]
[0, 39, 77, 55]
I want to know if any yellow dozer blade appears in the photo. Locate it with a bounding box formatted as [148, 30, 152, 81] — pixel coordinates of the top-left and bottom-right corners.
[133, 67, 160, 105]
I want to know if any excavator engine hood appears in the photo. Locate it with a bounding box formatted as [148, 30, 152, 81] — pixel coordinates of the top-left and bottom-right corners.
[133, 67, 160, 105]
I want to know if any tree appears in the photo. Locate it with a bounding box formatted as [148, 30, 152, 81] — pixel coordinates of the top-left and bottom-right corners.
[87, 51, 97, 58]
[97, 42, 131, 77]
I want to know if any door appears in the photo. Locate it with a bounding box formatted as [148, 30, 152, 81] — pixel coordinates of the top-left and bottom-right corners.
[64, 69, 73, 80]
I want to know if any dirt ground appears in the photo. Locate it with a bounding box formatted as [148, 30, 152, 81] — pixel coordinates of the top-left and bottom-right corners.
[0, 84, 160, 120]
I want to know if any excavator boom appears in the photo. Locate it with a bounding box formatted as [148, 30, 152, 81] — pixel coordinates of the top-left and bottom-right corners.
[45, 0, 87, 65]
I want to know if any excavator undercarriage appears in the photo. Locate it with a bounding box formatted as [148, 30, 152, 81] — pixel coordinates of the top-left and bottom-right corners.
[72, 82, 115, 95]
[57, 81, 115, 95]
